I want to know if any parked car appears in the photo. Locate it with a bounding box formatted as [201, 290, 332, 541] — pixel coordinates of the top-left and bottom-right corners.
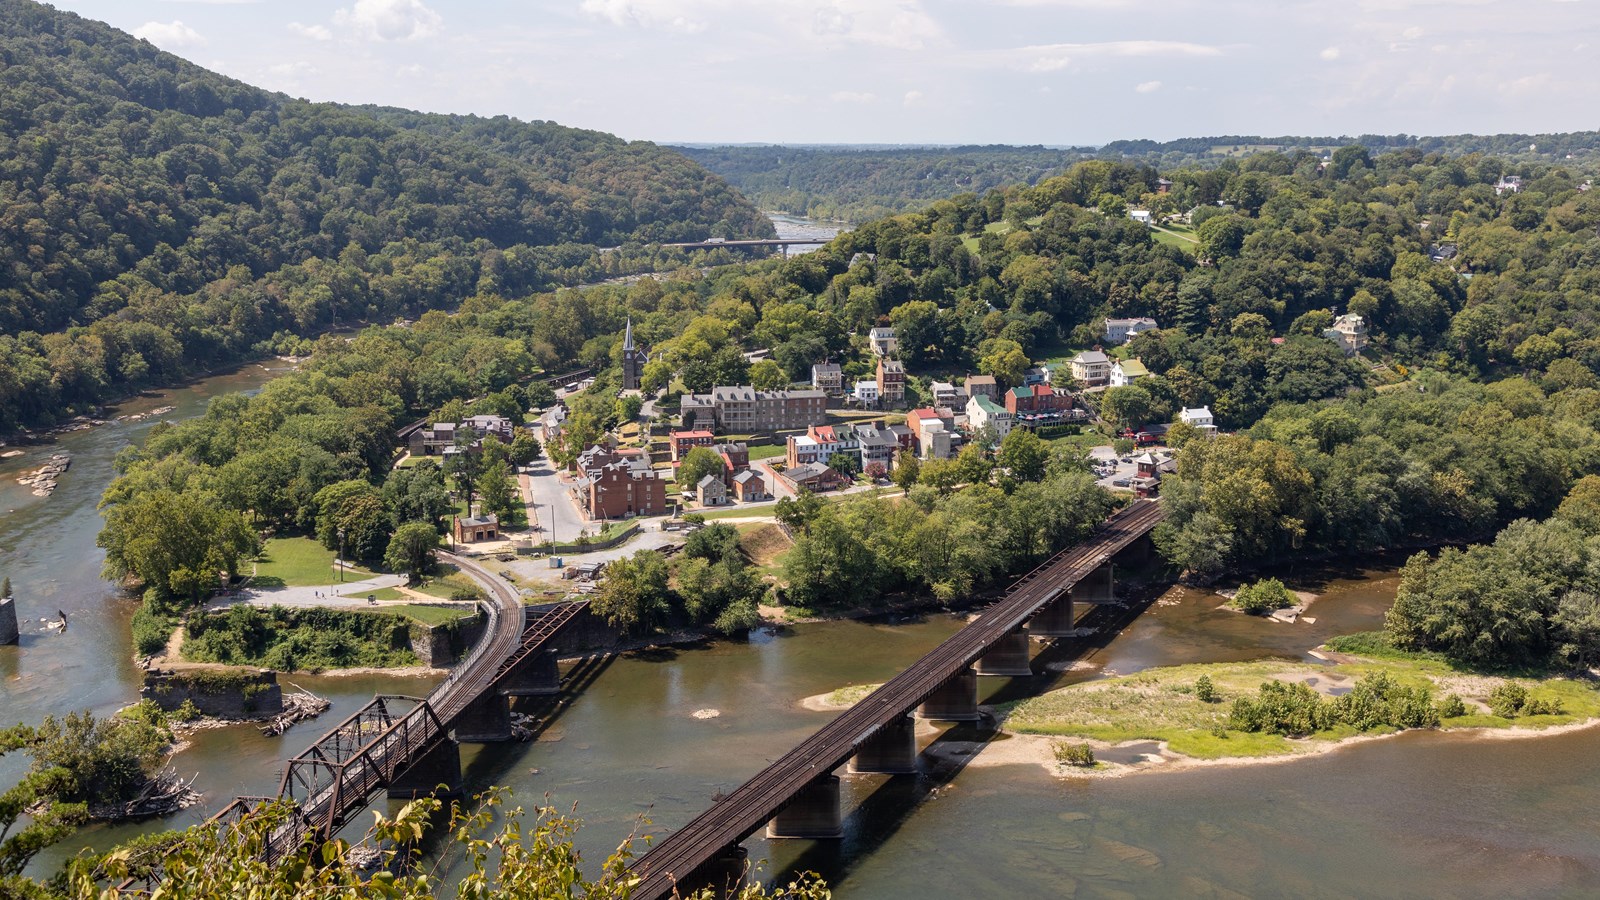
[1112, 477, 1132, 487]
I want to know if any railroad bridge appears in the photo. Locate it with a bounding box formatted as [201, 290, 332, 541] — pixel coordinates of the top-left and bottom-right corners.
[658, 238, 830, 258]
[207, 551, 593, 864]
[628, 499, 1166, 898]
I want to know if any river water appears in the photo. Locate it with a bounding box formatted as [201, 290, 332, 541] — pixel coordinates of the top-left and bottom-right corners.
[6, 367, 1600, 895]
[769, 213, 847, 252]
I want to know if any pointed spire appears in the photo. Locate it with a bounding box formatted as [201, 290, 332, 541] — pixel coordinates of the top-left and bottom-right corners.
[622, 317, 635, 353]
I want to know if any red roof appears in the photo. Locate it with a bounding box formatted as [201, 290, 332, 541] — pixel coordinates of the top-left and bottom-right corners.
[671, 430, 715, 440]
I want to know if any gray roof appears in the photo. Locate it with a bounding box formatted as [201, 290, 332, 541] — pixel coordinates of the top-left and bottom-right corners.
[458, 514, 497, 527]
[734, 470, 762, 484]
[1073, 350, 1111, 365]
[785, 462, 837, 481]
[697, 474, 725, 490]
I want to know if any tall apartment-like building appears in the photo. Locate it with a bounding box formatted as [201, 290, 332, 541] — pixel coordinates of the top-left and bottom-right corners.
[678, 386, 828, 433]
[876, 358, 906, 406]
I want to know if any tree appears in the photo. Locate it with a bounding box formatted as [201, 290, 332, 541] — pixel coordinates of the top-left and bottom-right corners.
[998, 429, 1049, 485]
[749, 358, 789, 390]
[1100, 385, 1155, 431]
[683, 523, 742, 563]
[678, 447, 726, 492]
[99, 489, 258, 604]
[612, 394, 643, 425]
[977, 338, 1029, 388]
[443, 442, 484, 507]
[313, 481, 392, 564]
[384, 522, 441, 583]
[827, 452, 860, 478]
[591, 550, 671, 635]
[382, 462, 452, 529]
[891, 450, 920, 489]
[864, 460, 887, 481]
[1557, 476, 1600, 535]
[477, 458, 521, 525]
[1232, 578, 1295, 614]
[955, 442, 992, 486]
[1196, 214, 1247, 260]
[774, 489, 825, 533]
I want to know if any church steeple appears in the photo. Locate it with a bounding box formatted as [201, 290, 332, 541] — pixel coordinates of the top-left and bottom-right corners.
[621, 317, 642, 391]
[622, 316, 635, 353]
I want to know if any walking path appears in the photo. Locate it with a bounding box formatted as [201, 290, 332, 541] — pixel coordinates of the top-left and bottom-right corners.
[207, 573, 409, 611]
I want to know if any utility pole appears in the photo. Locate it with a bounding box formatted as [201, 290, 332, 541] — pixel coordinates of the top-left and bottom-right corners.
[337, 528, 346, 583]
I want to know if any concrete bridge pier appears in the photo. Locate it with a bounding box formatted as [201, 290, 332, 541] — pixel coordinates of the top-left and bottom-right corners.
[975, 626, 1032, 677]
[849, 715, 918, 775]
[0, 597, 17, 646]
[501, 650, 561, 696]
[916, 668, 980, 722]
[387, 737, 463, 799]
[1070, 563, 1116, 606]
[678, 846, 749, 899]
[453, 692, 513, 742]
[1030, 592, 1077, 637]
[766, 774, 843, 840]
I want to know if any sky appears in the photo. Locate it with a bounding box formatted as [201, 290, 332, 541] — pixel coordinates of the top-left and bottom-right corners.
[46, 0, 1600, 146]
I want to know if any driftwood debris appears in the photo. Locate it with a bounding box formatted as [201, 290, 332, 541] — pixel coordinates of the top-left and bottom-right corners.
[259, 685, 332, 737]
[94, 767, 201, 821]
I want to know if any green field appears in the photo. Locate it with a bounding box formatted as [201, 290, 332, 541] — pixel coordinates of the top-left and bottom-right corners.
[250, 536, 377, 588]
[1151, 225, 1198, 253]
[381, 603, 478, 627]
[747, 443, 786, 461]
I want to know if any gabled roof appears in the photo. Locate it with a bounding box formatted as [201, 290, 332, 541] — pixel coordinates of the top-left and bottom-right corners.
[734, 469, 762, 485]
[1072, 350, 1111, 365]
[1115, 359, 1150, 378]
[697, 474, 725, 490]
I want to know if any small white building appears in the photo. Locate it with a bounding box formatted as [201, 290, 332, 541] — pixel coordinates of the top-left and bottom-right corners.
[1069, 349, 1113, 386]
[1494, 175, 1523, 196]
[1179, 406, 1217, 432]
[1109, 359, 1150, 387]
[1103, 317, 1159, 344]
[854, 380, 881, 406]
[1322, 313, 1368, 355]
[868, 327, 899, 357]
[1129, 209, 1152, 225]
[966, 394, 1014, 439]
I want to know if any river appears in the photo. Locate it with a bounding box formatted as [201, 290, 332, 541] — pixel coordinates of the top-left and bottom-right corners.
[769, 213, 847, 252]
[6, 367, 1600, 895]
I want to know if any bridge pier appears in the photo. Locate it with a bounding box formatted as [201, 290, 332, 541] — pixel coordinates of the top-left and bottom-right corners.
[1071, 563, 1116, 605]
[848, 714, 918, 775]
[1030, 592, 1077, 637]
[916, 668, 980, 722]
[975, 626, 1032, 677]
[453, 692, 513, 742]
[501, 649, 561, 696]
[387, 737, 463, 799]
[678, 846, 749, 899]
[766, 774, 843, 840]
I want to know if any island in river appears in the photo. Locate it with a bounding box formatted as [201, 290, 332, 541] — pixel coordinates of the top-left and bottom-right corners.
[811, 633, 1600, 778]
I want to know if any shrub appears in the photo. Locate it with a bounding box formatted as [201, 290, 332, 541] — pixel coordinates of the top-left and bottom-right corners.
[1194, 675, 1218, 703]
[1523, 697, 1565, 716]
[1232, 578, 1296, 615]
[450, 585, 484, 603]
[172, 700, 202, 722]
[1054, 742, 1096, 767]
[1437, 694, 1468, 718]
[1488, 682, 1528, 718]
[131, 605, 178, 657]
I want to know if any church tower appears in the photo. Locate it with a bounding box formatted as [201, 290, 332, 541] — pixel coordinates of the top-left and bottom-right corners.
[621, 317, 642, 391]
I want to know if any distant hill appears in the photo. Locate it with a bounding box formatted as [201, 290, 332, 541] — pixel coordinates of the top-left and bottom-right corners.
[0, 0, 770, 430]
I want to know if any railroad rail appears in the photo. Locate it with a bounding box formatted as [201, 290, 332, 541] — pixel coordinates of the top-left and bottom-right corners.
[627, 500, 1165, 898]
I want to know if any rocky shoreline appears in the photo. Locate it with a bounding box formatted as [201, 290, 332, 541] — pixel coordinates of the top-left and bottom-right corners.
[16, 453, 70, 497]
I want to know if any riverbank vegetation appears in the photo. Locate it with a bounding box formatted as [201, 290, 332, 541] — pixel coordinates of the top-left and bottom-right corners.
[591, 523, 765, 637]
[997, 647, 1600, 768]
[179, 605, 418, 673]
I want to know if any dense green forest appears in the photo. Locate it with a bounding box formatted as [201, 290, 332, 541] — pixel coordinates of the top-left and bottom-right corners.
[684, 133, 1600, 223]
[0, 0, 770, 433]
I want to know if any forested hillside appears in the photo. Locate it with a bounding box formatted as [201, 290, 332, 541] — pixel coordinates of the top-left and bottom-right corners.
[677, 144, 1091, 222]
[0, 0, 769, 432]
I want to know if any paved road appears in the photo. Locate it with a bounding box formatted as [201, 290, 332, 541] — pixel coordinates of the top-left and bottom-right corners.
[208, 573, 409, 611]
[521, 452, 592, 543]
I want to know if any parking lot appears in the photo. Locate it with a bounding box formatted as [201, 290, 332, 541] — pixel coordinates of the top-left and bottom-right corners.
[1086, 444, 1172, 490]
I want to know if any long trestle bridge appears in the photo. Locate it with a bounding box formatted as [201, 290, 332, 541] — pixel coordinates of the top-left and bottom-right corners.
[628, 499, 1166, 898]
[205, 551, 589, 864]
[659, 238, 830, 257]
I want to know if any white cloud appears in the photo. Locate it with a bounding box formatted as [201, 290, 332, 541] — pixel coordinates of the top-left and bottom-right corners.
[579, 0, 712, 33]
[1320, 46, 1341, 60]
[1135, 80, 1161, 93]
[980, 39, 1222, 73]
[158, 0, 258, 4]
[334, 0, 442, 42]
[903, 89, 925, 107]
[132, 20, 206, 49]
[578, 1, 942, 49]
[830, 90, 876, 103]
[288, 22, 333, 41]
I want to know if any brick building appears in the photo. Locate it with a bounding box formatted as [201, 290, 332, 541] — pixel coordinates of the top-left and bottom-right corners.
[876, 358, 906, 407]
[574, 445, 668, 519]
[678, 386, 828, 433]
[670, 430, 716, 461]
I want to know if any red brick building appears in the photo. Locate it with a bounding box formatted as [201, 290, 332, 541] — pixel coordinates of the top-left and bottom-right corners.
[575, 445, 668, 519]
[1004, 384, 1074, 415]
[670, 430, 716, 462]
[876, 358, 906, 406]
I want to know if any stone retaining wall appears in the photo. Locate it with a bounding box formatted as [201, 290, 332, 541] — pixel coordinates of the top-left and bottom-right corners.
[142, 668, 284, 719]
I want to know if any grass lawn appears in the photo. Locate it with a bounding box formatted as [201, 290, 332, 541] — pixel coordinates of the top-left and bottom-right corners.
[991, 647, 1600, 762]
[342, 586, 405, 602]
[1151, 228, 1197, 253]
[251, 536, 377, 588]
[381, 603, 478, 627]
[699, 505, 781, 521]
[1042, 429, 1111, 453]
[747, 443, 786, 461]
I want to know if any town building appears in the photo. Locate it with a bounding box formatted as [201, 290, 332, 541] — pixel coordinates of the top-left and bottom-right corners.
[574, 444, 668, 519]
[669, 430, 717, 462]
[1179, 406, 1217, 433]
[732, 469, 770, 502]
[906, 407, 957, 460]
[539, 406, 567, 444]
[1322, 313, 1368, 355]
[620, 317, 644, 391]
[779, 462, 850, 493]
[1494, 175, 1522, 196]
[963, 374, 999, 400]
[1109, 358, 1150, 387]
[966, 394, 1014, 439]
[1004, 384, 1074, 416]
[1156, 178, 1174, 194]
[697, 475, 730, 507]
[409, 422, 457, 456]
[868, 326, 899, 357]
[786, 435, 822, 469]
[677, 386, 828, 433]
[1069, 350, 1113, 386]
[453, 514, 499, 544]
[714, 442, 749, 485]
[854, 380, 880, 407]
[929, 381, 961, 408]
[876, 358, 906, 406]
[1129, 209, 1152, 225]
[1103, 317, 1159, 344]
[1023, 366, 1052, 386]
[811, 362, 843, 394]
[409, 415, 515, 456]
[855, 422, 900, 472]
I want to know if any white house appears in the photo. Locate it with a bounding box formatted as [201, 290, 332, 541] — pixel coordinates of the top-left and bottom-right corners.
[1322, 313, 1368, 355]
[966, 394, 1014, 439]
[868, 327, 899, 357]
[1069, 349, 1113, 386]
[1179, 406, 1217, 432]
[1129, 209, 1152, 225]
[1109, 358, 1150, 387]
[1103, 317, 1159, 344]
[854, 380, 881, 406]
[929, 381, 961, 408]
